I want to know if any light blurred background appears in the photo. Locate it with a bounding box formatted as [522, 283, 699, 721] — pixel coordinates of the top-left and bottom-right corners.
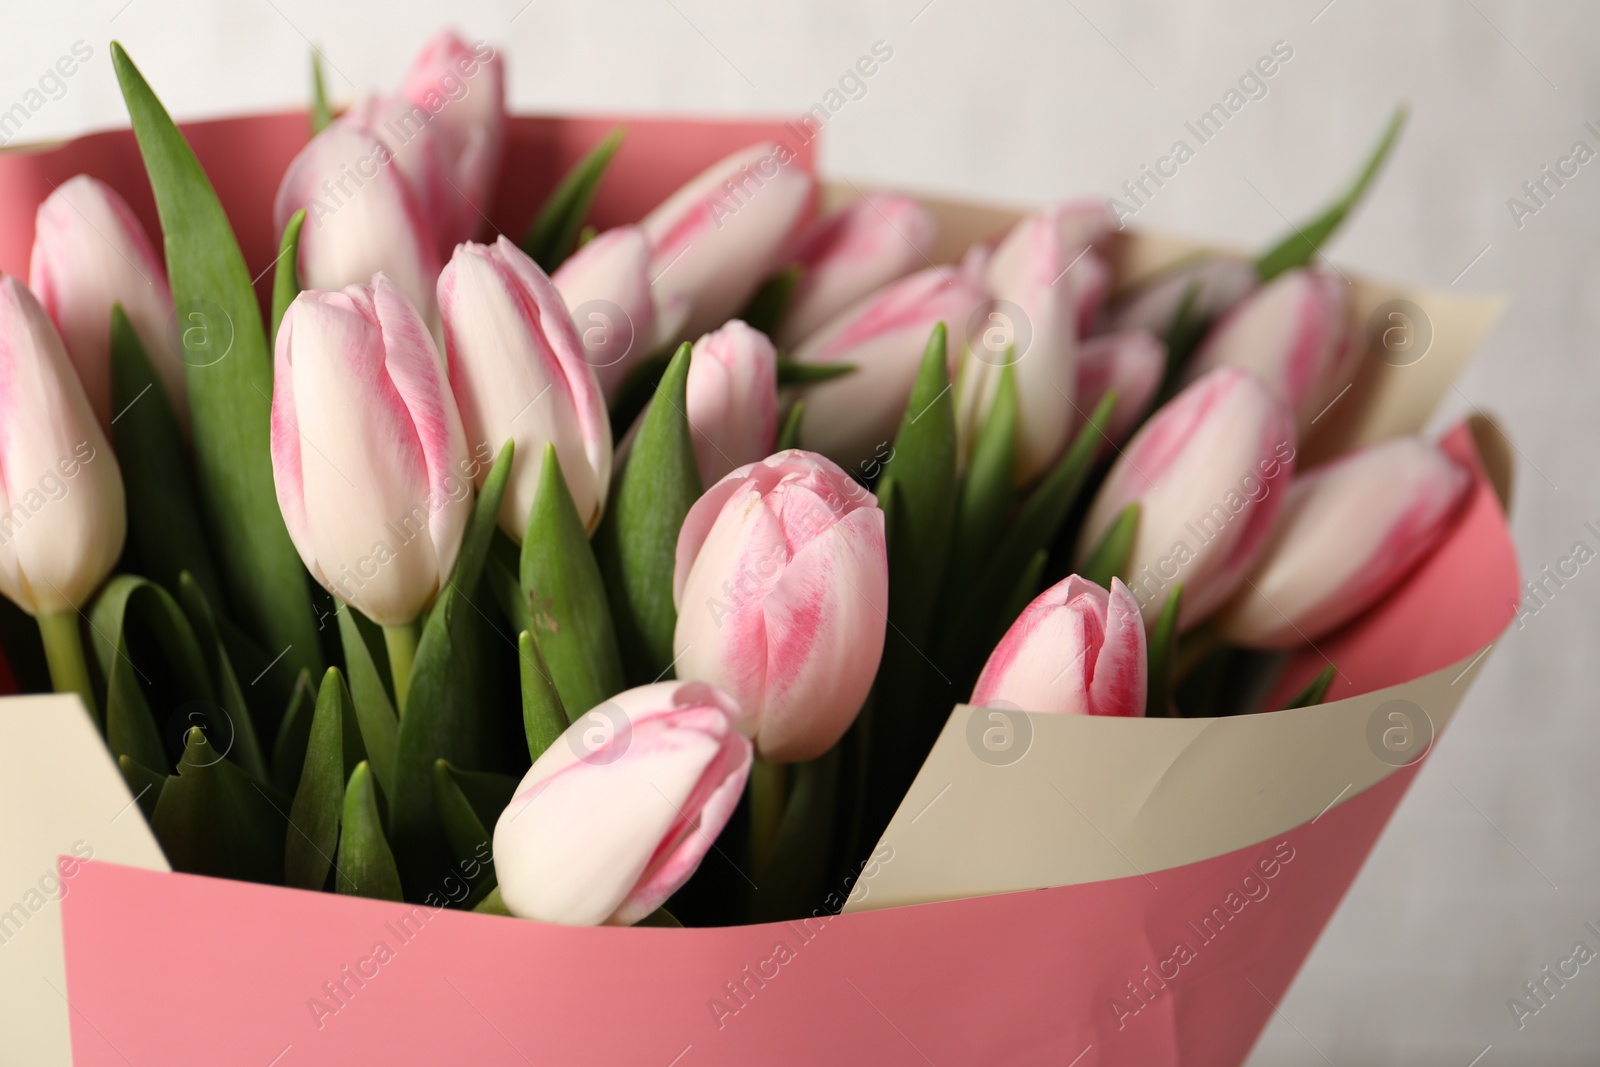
[8, 1, 1598, 1062]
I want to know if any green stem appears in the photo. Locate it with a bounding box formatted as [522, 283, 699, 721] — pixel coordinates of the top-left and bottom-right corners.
[382, 620, 422, 715]
[748, 758, 788, 874]
[38, 610, 98, 723]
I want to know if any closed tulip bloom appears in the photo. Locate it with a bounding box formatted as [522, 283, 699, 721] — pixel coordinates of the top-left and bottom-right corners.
[642, 142, 815, 339]
[0, 278, 125, 616]
[776, 193, 937, 347]
[494, 681, 753, 926]
[439, 238, 611, 538]
[972, 576, 1146, 717]
[792, 266, 986, 472]
[673, 451, 888, 763]
[1076, 330, 1165, 445]
[273, 118, 443, 324]
[1217, 436, 1471, 648]
[270, 274, 471, 626]
[1107, 255, 1257, 337]
[552, 225, 688, 400]
[29, 175, 186, 431]
[1185, 268, 1355, 429]
[1076, 367, 1296, 628]
[685, 321, 778, 486]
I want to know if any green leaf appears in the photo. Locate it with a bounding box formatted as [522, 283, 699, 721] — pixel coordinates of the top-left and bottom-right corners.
[1080, 503, 1140, 589]
[271, 668, 316, 794]
[285, 667, 363, 890]
[390, 442, 513, 893]
[521, 443, 626, 716]
[1256, 105, 1408, 281]
[112, 42, 322, 686]
[520, 631, 570, 760]
[637, 907, 684, 927]
[336, 604, 398, 796]
[150, 727, 287, 884]
[270, 208, 305, 348]
[337, 761, 404, 901]
[432, 759, 490, 870]
[739, 265, 801, 338]
[473, 885, 510, 915]
[522, 126, 625, 272]
[309, 50, 333, 134]
[594, 343, 702, 680]
[775, 359, 856, 386]
[485, 532, 532, 636]
[176, 572, 269, 782]
[117, 754, 165, 821]
[1281, 663, 1337, 710]
[948, 360, 1018, 601]
[776, 401, 805, 452]
[606, 350, 673, 441]
[1146, 585, 1183, 718]
[109, 305, 223, 604]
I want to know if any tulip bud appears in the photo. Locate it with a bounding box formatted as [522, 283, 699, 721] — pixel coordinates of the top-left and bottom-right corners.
[673, 451, 888, 763]
[552, 225, 688, 400]
[29, 175, 186, 431]
[1076, 367, 1296, 628]
[972, 576, 1146, 717]
[1217, 436, 1471, 648]
[0, 278, 126, 616]
[439, 237, 612, 538]
[1077, 330, 1165, 445]
[776, 193, 937, 347]
[685, 321, 778, 487]
[792, 266, 986, 472]
[1107, 255, 1257, 337]
[270, 274, 472, 626]
[494, 680, 753, 926]
[1185, 268, 1355, 429]
[641, 142, 815, 339]
[273, 117, 443, 324]
[395, 32, 505, 251]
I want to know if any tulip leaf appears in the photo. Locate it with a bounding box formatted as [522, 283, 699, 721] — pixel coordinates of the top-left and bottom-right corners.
[775, 359, 856, 386]
[486, 532, 532, 636]
[1281, 663, 1338, 710]
[309, 50, 333, 135]
[1146, 584, 1183, 718]
[522, 126, 625, 272]
[750, 747, 838, 923]
[637, 907, 685, 928]
[391, 442, 513, 895]
[271, 667, 317, 794]
[151, 727, 288, 884]
[109, 305, 224, 605]
[521, 443, 626, 717]
[111, 43, 322, 687]
[176, 572, 270, 782]
[740, 265, 801, 339]
[117, 755, 165, 821]
[1080, 503, 1140, 590]
[337, 761, 404, 901]
[473, 886, 510, 915]
[520, 631, 570, 760]
[336, 604, 399, 795]
[1256, 105, 1407, 281]
[776, 401, 805, 452]
[102, 642, 169, 778]
[606, 349, 673, 445]
[595, 343, 702, 681]
[270, 208, 305, 348]
[948, 360, 1018, 603]
[432, 759, 515, 882]
[285, 667, 364, 890]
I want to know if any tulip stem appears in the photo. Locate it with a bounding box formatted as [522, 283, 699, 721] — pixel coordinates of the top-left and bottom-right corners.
[383, 621, 422, 714]
[749, 758, 788, 873]
[38, 610, 98, 723]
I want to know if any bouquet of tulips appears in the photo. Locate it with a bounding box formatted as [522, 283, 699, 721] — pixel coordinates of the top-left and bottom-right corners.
[0, 30, 1470, 932]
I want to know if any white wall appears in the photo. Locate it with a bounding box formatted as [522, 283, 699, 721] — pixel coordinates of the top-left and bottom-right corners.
[9, 1, 1599, 1061]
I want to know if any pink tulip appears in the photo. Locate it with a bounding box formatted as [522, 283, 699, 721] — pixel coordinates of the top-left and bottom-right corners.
[273, 117, 443, 325]
[1185, 268, 1355, 429]
[493, 680, 753, 926]
[270, 274, 471, 626]
[791, 266, 986, 472]
[552, 225, 688, 400]
[672, 450, 888, 763]
[641, 142, 815, 339]
[1218, 436, 1471, 648]
[0, 278, 125, 616]
[776, 193, 937, 347]
[1076, 330, 1165, 444]
[1053, 198, 1115, 251]
[29, 175, 185, 430]
[439, 238, 612, 539]
[1076, 367, 1297, 628]
[1107, 255, 1258, 337]
[972, 576, 1146, 717]
[685, 321, 778, 487]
